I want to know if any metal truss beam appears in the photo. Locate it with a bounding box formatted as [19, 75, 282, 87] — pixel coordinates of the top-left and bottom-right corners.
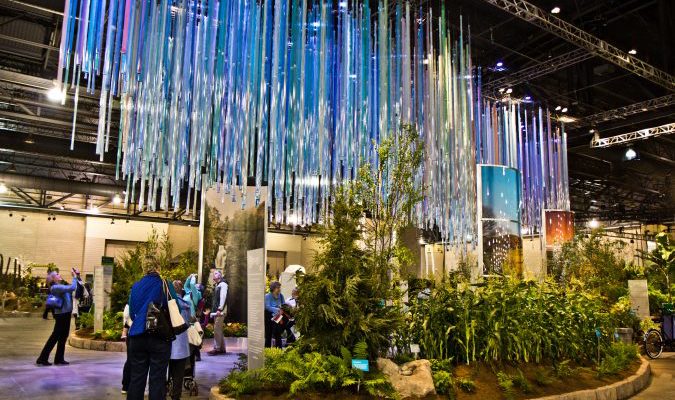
[480, 0, 675, 91]
[590, 122, 675, 148]
[571, 94, 675, 127]
[483, 48, 593, 91]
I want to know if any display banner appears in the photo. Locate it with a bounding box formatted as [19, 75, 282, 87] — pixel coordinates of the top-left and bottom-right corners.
[247, 248, 266, 370]
[543, 210, 574, 249]
[477, 165, 523, 277]
[201, 187, 266, 323]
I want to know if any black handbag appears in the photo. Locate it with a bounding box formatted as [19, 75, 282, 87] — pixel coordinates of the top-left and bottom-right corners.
[145, 283, 177, 342]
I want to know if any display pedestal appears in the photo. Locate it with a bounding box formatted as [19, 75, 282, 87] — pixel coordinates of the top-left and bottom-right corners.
[93, 265, 113, 332]
[247, 248, 265, 370]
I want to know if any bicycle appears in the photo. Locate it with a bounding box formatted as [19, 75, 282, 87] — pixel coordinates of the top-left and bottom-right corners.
[644, 312, 674, 359]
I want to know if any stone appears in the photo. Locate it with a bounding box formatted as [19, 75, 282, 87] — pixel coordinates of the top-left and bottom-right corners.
[376, 358, 436, 398]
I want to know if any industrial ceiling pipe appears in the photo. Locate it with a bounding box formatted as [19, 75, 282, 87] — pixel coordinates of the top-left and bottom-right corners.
[0, 172, 123, 198]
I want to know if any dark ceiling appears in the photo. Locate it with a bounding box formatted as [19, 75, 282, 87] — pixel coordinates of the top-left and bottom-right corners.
[0, 0, 673, 226]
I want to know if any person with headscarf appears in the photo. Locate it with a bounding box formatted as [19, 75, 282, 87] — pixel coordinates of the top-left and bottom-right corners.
[208, 270, 228, 356]
[36, 268, 80, 366]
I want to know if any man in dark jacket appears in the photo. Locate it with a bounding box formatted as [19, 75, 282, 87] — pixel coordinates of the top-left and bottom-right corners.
[126, 256, 171, 400]
[208, 270, 228, 355]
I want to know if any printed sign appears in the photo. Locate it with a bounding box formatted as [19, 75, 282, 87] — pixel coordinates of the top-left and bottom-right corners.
[352, 359, 369, 372]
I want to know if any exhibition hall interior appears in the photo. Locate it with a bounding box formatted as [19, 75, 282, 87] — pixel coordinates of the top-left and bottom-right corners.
[0, 0, 673, 399]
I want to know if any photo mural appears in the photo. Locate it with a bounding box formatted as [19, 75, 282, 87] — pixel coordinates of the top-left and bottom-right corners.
[202, 188, 266, 323]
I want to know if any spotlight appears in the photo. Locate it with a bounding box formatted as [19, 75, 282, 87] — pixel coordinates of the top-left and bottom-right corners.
[561, 107, 568, 113]
[624, 147, 637, 161]
[589, 129, 595, 133]
[555, 105, 562, 111]
[628, 49, 637, 55]
[0, 182, 6, 194]
[9, 212, 13, 217]
[506, 88, 513, 94]
[588, 219, 600, 229]
[48, 216, 52, 221]
[498, 88, 505, 93]
[46, 85, 65, 103]
[111, 219, 115, 225]
[126, 218, 130, 223]
[496, 61, 503, 68]
[21, 215, 25, 222]
[551, 6, 561, 14]
[90, 206, 100, 214]
[113, 194, 122, 205]
[524, 96, 531, 101]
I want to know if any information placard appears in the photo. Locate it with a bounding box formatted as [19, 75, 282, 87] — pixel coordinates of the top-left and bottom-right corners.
[247, 248, 266, 370]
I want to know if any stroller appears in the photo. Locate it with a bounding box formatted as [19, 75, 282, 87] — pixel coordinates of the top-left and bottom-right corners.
[167, 353, 198, 397]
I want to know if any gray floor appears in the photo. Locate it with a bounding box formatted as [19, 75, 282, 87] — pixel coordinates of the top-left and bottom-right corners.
[0, 316, 244, 399]
[633, 352, 675, 399]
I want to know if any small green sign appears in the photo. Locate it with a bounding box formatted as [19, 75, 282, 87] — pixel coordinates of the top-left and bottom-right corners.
[352, 359, 369, 372]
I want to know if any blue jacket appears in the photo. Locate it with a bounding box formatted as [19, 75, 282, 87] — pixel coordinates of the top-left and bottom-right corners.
[50, 279, 78, 315]
[128, 273, 167, 337]
[264, 292, 285, 315]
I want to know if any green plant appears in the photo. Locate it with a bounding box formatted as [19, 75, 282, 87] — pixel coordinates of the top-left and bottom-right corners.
[296, 125, 424, 359]
[553, 359, 577, 379]
[218, 348, 396, 398]
[533, 368, 554, 386]
[513, 369, 533, 394]
[496, 371, 515, 400]
[610, 296, 639, 331]
[78, 311, 94, 330]
[641, 232, 675, 304]
[410, 278, 615, 364]
[455, 377, 476, 393]
[432, 370, 454, 395]
[597, 342, 638, 377]
[639, 317, 658, 333]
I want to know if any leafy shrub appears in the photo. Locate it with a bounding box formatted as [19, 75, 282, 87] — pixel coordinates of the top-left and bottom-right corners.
[496, 371, 515, 400]
[597, 342, 638, 377]
[219, 348, 395, 398]
[455, 378, 475, 393]
[432, 370, 454, 395]
[609, 297, 639, 331]
[513, 369, 533, 394]
[78, 311, 94, 329]
[533, 368, 554, 386]
[553, 359, 577, 379]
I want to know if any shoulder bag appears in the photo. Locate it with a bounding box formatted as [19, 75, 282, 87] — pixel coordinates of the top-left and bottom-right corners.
[164, 279, 189, 335]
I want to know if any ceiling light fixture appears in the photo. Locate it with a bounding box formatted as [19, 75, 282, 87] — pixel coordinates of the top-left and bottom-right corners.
[551, 6, 561, 14]
[113, 194, 122, 205]
[561, 107, 568, 113]
[506, 88, 513, 94]
[0, 182, 7, 194]
[588, 219, 600, 229]
[496, 61, 503, 67]
[628, 49, 637, 55]
[555, 105, 562, 111]
[46, 85, 65, 103]
[90, 206, 100, 214]
[624, 147, 637, 161]
[524, 96, 531, 100]
[589, 129, 595, 133]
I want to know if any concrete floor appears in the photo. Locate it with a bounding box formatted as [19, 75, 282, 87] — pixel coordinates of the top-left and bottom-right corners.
[633, 352, 675, 399]
[0, 316, 244, 399]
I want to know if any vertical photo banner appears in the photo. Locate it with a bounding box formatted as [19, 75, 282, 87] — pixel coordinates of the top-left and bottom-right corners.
[202, 187, 267, 323]
[478, 165, 523, 277]
[543, 210, 574, 249]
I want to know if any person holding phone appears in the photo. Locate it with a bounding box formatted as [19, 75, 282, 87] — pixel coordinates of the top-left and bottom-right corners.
[36, 268, 80, 366]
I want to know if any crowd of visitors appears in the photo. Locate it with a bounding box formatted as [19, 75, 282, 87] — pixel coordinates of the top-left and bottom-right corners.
[34, 257, 301, 399]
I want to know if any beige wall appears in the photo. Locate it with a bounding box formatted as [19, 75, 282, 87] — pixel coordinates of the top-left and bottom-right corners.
[0, 210, 198, 275]
[0, 211, 85, 270]
[267, 232, 303, 266]
[523, 236, 545, 281]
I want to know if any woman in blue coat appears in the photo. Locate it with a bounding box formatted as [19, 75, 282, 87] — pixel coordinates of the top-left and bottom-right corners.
[36, 268, 79, 366]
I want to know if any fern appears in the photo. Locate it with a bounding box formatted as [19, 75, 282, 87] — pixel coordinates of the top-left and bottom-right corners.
[353, 340, 369, 360]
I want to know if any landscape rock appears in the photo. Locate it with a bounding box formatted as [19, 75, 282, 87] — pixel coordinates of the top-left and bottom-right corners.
[377, 358, 436, 398]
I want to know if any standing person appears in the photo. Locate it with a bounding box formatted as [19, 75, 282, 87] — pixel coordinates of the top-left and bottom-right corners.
[208, 271, 228, 356]
[264, 281, 285, 348]
[194, 283, 206, 361]
[36, 268, 79, 366]
[284, 288, 299, 344]
[183, 274, 202, 363]
[127, 256, 172, 400]
[72, 275, 88, 329]
[168, 280, 191, 400]
[120, 303, 132, 394]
